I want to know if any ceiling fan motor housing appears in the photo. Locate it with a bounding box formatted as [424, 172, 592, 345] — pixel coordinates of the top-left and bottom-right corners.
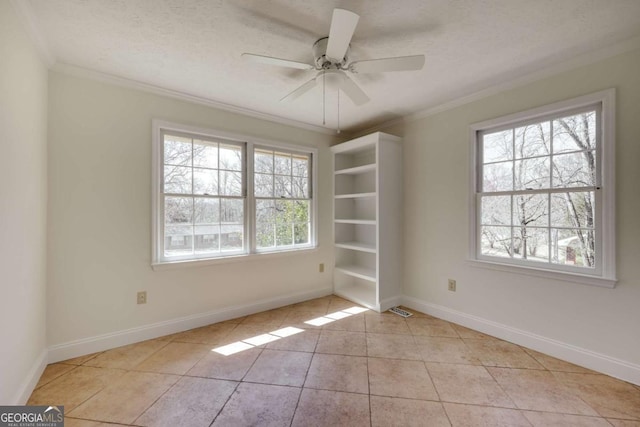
[313, 37, 349, 69]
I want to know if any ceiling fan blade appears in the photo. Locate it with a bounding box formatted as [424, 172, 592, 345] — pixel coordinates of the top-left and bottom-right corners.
[280, 77, 317, 102]
[242, 53, 314, 70]
[326, 9, 359, 62]
[349, 55, 425, 74]
[339, 74, 370, 106]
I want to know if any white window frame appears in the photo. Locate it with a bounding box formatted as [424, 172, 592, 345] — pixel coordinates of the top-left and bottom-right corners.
[152, 120, 318, 270]
[468, 89, 616, 288]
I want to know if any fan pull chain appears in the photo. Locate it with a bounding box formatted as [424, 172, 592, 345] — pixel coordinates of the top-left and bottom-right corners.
[337, 89, 341, 134]
[322, 71, 326, 126]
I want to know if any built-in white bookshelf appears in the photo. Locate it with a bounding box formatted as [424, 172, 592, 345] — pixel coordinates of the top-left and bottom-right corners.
[331, 132, 403, 312]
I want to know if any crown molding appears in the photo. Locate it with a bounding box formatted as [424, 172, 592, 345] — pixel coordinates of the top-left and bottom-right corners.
[51, 63, 337, 136]
[10, 0, 55, 67]
[356, 34, 640, 136]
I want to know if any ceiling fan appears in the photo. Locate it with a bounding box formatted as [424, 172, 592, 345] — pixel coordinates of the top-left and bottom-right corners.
[242, 8, 425, 107]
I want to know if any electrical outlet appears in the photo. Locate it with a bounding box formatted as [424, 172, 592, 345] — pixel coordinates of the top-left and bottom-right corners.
[319, 263, 325, 273]
[448, 279, 456, 292]
[137, 291, 147, 304]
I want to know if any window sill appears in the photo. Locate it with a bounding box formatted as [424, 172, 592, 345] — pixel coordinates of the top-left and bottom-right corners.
[152, 246, 318, 271]
[467, 259, 617, 288]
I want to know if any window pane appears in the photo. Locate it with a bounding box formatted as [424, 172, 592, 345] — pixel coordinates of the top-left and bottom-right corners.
[256, 222, 275, 248]
[219, 144, 242, 171]
[514, 157, 550, 190]
[481, 195, 511, 226]
[480, 226, 511, 258]
[513, 227, 548, 262]
[293, 155, 309, 177]
[276, 223, 293, 246]
[275, 152, 292, 175]
[193, 140, 218, 168]
[221, 198, 243, 224]
[219, 171, 242, 196]
[291, 176, 308, 198]
[221, 224, 243, 251]
[513, 193, 548, 227]
[275, 200, 293, 223]
[194, 198, 219, 224]
[550, 192, 595, 229]
[165, 196, 193, 224]
[255, 149, 273, 174]
[552, 151, 596, 188]
[164, 135, 191, 166]
[274, 175, 292, 198]
[551, 228, 595, 268]
[194, 225, 219, 252]
[255, 173, 273, 197]
[483, 130, 512, 163]
[256, 199, 276, 224]
[294, 223, 309, 244]
[164, 225, 193, 256]
[164, 165, 192, 194]
[553, 111, 596, 153]
[515, 122, 550, 159]
[193, 168, 218, 195]
[293, 200, 309, 223]
[483, 162, 512, 192]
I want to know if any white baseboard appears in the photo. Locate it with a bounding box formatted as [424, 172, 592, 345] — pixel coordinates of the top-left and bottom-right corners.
[379, 295, 403, 312]
[14, 349, 48, 404]
[48, 285, 333, 363]
[402, 296, 640, 386]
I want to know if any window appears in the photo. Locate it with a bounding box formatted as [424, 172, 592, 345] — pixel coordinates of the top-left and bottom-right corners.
[152, 121, 316, 267]
[470, 90, 616, 287]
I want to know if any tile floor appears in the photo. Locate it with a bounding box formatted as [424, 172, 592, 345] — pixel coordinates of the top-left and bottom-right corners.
[28, 295, 640, 426]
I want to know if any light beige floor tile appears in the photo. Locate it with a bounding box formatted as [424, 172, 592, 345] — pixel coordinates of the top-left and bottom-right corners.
[443, 402, 531, 427]
[60, 352, 103, 366]
[69, 371, 179, 424]
[371, 396, 450, 427]
[28, 366, 125, 411]
[488, 367, 598, 415]
[327, 296, 363, 312]
[218, 323, 286, 346]
[426, 363, 515, 407]
[187, 346, 262, 381]
[134, 342, 211, 375]
[212, 382, 300, 426]
[34, 363, 76, 389]
[244, 349, 312, 387]
[292, 388, 370, 427]
[553, 372, 640, 419]
[406, 317, 459, 337]
[367, 333, 421, 360]
[135, 376, 237, 427]
[366, 312, 411, 334]
[266, 328, 319, 352]
[321, 313, 366, 332]
[415, 336, 481, 365]
[608, 419, 640, 426]
[64, 419, 128, 427]
[523, 348, 595, 373]
[522, 410, 612, 426]
[463, 338, 544, 369]
[83, 339, 169, 370]
[451, 323, 493, 339]
[316, 330, 366, 356]
[240, 308, 290, 325]
[282, 311, 331, 329]
[289, 297, 331, 314]
[168, 323, 238, 345]
[305, 353, 369, 393]
[368, 358, 438, 400]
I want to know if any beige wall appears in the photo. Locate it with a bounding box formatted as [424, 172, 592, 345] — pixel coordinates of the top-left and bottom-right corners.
[47, 71, 335, 347]
[0, 0, 49, 403]
[379, 47, 640, 366]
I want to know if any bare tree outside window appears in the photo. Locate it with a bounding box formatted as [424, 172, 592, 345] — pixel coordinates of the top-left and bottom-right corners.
[479, 110, 598, 269]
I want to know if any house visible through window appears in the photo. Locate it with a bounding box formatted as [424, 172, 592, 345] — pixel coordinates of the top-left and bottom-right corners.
[153, 122, 316, 266]
[471, 90, 616, 285]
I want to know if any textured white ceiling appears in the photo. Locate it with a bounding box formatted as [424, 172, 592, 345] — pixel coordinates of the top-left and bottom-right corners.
[27, 0, 640, 133]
